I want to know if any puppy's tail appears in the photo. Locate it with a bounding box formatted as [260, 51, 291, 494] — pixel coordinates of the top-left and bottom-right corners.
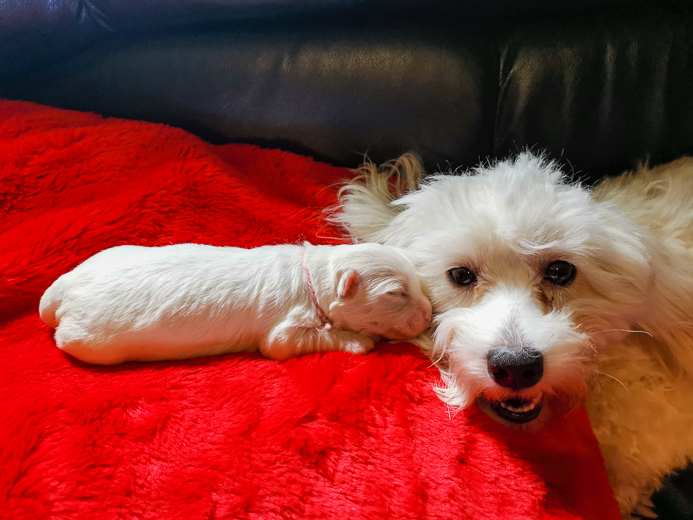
[331, 153, 425, 243]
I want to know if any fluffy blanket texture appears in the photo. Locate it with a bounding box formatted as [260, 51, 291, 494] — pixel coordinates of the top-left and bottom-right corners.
[0, 101, 620, 519]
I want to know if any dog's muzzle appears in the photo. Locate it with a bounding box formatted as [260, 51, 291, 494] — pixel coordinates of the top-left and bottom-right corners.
[485, 347, 544, 424]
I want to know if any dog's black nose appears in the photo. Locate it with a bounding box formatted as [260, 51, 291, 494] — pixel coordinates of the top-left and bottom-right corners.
[487, 347, 543, 390]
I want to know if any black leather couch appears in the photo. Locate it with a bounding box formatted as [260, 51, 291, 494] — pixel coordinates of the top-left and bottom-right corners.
[2, 1, 692, 517]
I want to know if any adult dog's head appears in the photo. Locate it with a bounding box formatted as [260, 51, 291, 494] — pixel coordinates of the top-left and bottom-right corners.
[336, 152, 655, 428]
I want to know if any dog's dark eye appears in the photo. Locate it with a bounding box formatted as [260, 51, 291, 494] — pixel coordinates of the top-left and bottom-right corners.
[544, 261, 576, 286]
[447, 267, 477, 287]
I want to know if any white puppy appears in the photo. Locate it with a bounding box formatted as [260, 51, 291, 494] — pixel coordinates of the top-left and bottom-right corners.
[40, 242, 432, 364]
[336, 152, 693, 518]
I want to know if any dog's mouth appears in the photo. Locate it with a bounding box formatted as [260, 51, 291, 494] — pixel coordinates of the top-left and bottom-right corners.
[482, 395, 544, 424]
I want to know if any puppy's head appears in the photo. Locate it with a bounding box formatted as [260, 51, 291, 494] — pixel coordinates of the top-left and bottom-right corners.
[337, 152, 654, 428]
[328, 243, 432, 340]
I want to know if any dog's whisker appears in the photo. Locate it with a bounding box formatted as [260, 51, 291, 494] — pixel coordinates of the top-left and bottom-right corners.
[596, 371, 628, 391]
[673, 320, 693, 327]
[429, 349, 447, 367]
[593, 329, 654, 337]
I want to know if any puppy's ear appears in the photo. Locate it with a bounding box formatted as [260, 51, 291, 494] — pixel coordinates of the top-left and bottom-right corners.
[337, 269, 359, 299]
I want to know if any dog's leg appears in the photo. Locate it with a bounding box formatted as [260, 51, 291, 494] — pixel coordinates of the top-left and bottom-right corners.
[261, 320, 374, 361]
[598, 447, 660, 519]
[632, 486, 658, 519]
[588, 339, 693, 519]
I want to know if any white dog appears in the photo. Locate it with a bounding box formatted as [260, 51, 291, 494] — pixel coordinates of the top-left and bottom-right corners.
[40, 242, 432, 364]
[336, 152, 693, 518]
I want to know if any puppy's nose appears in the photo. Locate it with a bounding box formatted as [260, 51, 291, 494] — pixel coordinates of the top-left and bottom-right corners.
[420, 300, 432, 323]
[487, 347, 543, 390]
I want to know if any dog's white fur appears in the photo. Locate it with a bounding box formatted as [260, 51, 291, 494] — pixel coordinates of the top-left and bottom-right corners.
[335, 152, 693, 518]
[40, 242, 431, 364]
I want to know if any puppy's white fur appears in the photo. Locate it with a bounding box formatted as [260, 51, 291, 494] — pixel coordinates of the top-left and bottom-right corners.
[40, 242, 431, 364]
[335, 152, 693, 518]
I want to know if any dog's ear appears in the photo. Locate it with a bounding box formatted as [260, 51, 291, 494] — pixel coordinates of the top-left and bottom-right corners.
[333, 154, 425, 243]
[337, 269, 359, 299]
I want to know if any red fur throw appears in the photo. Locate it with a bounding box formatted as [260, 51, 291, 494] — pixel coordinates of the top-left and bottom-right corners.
[0, 101, 619, 519]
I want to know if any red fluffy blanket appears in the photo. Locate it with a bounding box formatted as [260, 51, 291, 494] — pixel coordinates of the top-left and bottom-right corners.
[0, 101, 620, 519]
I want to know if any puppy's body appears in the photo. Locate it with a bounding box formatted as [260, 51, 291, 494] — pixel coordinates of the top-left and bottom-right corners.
[40, 243, 431, 364]
[337, 153, 693, 518]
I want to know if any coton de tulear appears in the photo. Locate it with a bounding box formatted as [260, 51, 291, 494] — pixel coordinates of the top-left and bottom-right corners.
[336, 152, 693, 518]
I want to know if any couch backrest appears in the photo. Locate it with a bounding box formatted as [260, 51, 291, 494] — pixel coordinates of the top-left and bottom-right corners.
[1, 1, 692, 182]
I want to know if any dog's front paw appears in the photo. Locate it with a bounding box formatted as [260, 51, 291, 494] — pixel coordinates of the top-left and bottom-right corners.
[339, 332, 375, 355]
[630, 491, 657, 519]
[616, 482, 658, 520]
